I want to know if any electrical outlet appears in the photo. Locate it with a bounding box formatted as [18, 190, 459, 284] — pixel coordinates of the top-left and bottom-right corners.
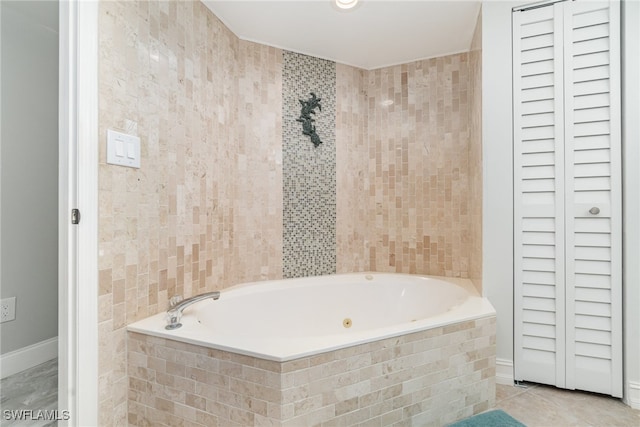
[1, 297, 16, 323]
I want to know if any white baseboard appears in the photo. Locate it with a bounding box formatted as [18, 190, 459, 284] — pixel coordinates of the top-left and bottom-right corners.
[0, 337, 58, 379]
[496, 358, 514, 385]
[626, 381, 640, 410]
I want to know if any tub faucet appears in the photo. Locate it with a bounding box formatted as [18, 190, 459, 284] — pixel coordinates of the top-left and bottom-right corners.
[165, 291, 220, 330]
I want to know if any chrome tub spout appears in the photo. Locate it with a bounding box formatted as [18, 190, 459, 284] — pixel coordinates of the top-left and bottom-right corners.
[165, 291, 220, 330]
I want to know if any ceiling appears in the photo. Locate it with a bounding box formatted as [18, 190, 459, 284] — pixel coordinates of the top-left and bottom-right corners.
[202, 0, 481, 70]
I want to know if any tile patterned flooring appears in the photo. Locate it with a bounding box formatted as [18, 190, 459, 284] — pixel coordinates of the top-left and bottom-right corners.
[0, 359, 57, 427]
[1, 360, 639, 426]
[496, 383, 640, 427]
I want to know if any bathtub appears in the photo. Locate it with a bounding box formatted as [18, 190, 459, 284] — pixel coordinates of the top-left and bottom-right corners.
[128, 273, 495, 361]
[127, 273, 497, 426]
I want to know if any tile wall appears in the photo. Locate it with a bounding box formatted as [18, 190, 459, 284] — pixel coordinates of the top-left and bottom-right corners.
[128, 316, 496, 426]
[99, 1, 482, 423]
[235, 40, 284, 284]
[336, 64, 370, 273]
[367, 54, 472, 277]
[98, 2, 282, 424]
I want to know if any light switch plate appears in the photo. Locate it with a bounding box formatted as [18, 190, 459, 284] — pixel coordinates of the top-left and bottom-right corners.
[107, 129, 140, 168]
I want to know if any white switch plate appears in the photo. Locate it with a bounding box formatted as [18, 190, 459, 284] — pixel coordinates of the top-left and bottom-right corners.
[107, 129, 140, 168]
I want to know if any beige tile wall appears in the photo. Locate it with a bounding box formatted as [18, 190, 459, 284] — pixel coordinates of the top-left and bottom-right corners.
[468, 10, 484, 291]
[235, 40, 284, 283]
[336, 64, 370, 273]
[128, 316, 496, 426]
[98, 2, 282, 424]
[367, 55, 472, 277]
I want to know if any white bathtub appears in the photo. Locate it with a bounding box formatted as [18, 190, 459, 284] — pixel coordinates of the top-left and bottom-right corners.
[128, 273, 495, 362]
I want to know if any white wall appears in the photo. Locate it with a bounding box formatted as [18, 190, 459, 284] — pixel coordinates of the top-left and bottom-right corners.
[481, 0, 520, 381]
[482, 0, 640, 406]
[0, 1, 59, 356]
[621, 0, 640, 410]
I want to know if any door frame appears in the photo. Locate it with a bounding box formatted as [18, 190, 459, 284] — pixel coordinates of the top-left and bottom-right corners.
[58, 1, 99, 425]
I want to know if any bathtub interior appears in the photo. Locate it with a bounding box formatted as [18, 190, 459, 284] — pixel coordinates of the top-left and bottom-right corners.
[195, 273, 471, 336]
[128, 273, 496, 361]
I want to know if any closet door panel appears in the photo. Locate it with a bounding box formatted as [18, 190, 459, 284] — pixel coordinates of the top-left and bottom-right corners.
[513, 3, 566, 387]
[563, 0, 622, 397]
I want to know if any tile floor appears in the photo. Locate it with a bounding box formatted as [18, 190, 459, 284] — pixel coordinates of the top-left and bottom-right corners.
[496, 382, 640, 427]
[2, 360, 639, 426]
[0, 359, 57, 427]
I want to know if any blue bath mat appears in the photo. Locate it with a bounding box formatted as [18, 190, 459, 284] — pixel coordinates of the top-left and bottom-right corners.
[448, 409, 526, 427]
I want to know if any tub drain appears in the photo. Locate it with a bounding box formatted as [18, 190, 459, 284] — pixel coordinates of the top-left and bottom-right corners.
[343, 318, 352, 328]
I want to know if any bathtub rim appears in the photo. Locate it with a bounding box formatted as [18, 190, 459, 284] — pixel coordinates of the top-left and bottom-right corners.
[127, 273, 496, 362]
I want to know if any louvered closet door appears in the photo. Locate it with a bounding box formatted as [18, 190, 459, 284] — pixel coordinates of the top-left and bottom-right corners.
[513, 0, 622, 397]
[513, 2, 567, 388]
[563, 0, 622, 397]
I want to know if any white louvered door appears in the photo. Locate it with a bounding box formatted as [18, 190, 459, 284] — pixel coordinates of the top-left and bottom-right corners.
[514, 2, 567, 388]
[513, 0, 622, 397]
[563, 0, 622, 396]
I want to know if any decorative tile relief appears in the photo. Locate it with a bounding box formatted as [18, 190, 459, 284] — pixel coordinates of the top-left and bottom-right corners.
[282, 52, 337, 278]
[336, 64, 370, 273]
[469, 10, 483, 292]
[367, 54, 472, 277]
[128, 316, 496, 426]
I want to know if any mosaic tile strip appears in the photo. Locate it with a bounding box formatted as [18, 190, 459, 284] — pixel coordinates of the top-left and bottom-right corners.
[282, 52, 337, 278]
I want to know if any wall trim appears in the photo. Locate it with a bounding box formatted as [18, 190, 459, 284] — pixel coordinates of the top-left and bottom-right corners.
[626, 381, 640, 410]
[58, 1, 99, 425]
[0, 337, 58, 379]
[496, 358, 514, 385]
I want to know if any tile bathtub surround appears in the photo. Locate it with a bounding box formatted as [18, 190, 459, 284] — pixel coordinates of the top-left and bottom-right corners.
[286, 51, 481, 279]
[235, 40, 284, 284]
[127, 316, 496, 426]
[282, 52, 337, 278]
[367, 54, 473, 277]
[336, 64, 370, 273]
[98, 1, 283, 424]
[100, 0, 483, 423]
